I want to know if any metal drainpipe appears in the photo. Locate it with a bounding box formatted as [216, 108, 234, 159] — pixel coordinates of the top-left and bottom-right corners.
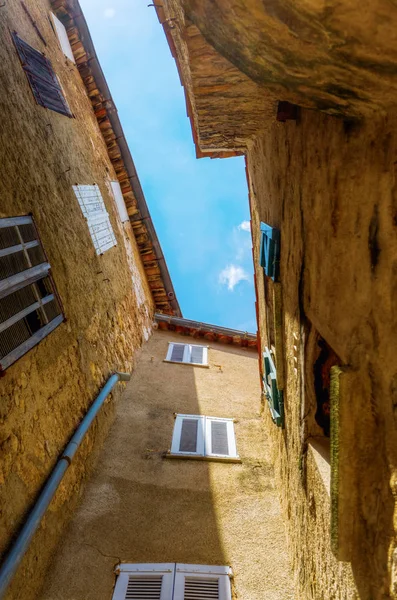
[0, 371, 130, 599]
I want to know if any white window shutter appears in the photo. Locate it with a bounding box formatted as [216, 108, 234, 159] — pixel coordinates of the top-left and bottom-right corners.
[205, 418, 238, 459]
[112, 564, 174, 600]
[73, 184, 117, 255]
[171, 415, 205, 456]
[173, 565, 232, 600]
[111, 181, 129, 223]
[51, 13, 75, 63]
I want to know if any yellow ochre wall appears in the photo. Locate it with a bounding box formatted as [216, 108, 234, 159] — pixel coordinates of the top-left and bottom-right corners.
[41, 329, 293, 600]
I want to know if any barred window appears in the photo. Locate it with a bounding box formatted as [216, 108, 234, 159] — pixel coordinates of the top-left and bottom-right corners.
[0, 216, 64, 372]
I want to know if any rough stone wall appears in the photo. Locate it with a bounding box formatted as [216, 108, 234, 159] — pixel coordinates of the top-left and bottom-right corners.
[156, 0, 278, 154]
[247, 109, 397, 599]
[0, 1, 154, 599]
[178, 0, 397, 118]
[41, 329, 293, 600]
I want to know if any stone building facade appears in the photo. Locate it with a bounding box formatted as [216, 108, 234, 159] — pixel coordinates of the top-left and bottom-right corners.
[0, 1, 178, 599]
[155, 2, 397, 599]
[40, 324, 292, 600]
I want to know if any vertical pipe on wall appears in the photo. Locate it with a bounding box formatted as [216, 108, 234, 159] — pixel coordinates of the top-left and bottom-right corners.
[0, 371, 131, 599]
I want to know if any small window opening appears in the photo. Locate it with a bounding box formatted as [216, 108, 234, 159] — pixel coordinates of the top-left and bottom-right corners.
[313, 337, 340, 438]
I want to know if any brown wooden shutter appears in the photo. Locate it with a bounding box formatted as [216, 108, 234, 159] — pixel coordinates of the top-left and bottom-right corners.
[12, 32, 72, 117]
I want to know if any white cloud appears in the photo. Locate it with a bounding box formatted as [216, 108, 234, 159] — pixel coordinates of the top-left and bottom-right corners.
[219, 264, 250, 291]
[238, 220, 251, 232]
[103, 8, 116, 18]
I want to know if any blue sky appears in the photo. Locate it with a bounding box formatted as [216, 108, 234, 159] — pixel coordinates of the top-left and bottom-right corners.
[80, 0, 257, 333]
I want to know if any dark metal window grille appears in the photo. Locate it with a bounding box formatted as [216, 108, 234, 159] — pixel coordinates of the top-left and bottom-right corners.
[0, 216, 64, 372]
[12, 32, 72, 117]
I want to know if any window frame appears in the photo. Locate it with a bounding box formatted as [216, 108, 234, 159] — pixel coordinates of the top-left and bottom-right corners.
[12, 31, 73, 118]
[169, 414, 240, 462]
[164, 342, 209, 367]
[0, 215, 64, 372]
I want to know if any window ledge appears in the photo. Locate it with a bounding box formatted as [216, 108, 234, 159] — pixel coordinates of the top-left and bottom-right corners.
[308, 438, 331, 496]
[163, 360, 209, 368]
[165, 452, 241, 464]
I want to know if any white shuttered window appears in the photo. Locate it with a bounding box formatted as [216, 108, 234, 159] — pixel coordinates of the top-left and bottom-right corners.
[73, 184, 117, 255]
[165, 343, 208, 366]
[170, 415, 239, 461]
[112, 564, 232, 600]
[50, 13, 75, 63]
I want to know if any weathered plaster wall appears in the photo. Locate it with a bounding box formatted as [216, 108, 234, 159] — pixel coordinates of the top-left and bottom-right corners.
[177, 0, 397, 118]
[247, 109, 397, 599]
[41, 329, 293, 600]
[0, 1, 154, 599]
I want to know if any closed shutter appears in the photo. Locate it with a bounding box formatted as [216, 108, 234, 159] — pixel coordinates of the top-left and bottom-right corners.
[111, 181, 130, 223]
[12, 32, 72, 117]
[50, 13, 75, 63]
[112, 565, 174, 600]
[173, 565, 232, 600]
[113, 565, 232, 600]
[170, 415, 205, 456]
[259, 222, 280, 282]
[73, 185, 117, 255]
[205, 418, 238, 459]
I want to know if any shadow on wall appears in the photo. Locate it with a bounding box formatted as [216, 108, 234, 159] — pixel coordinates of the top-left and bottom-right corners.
[41, 331, 230, 599]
